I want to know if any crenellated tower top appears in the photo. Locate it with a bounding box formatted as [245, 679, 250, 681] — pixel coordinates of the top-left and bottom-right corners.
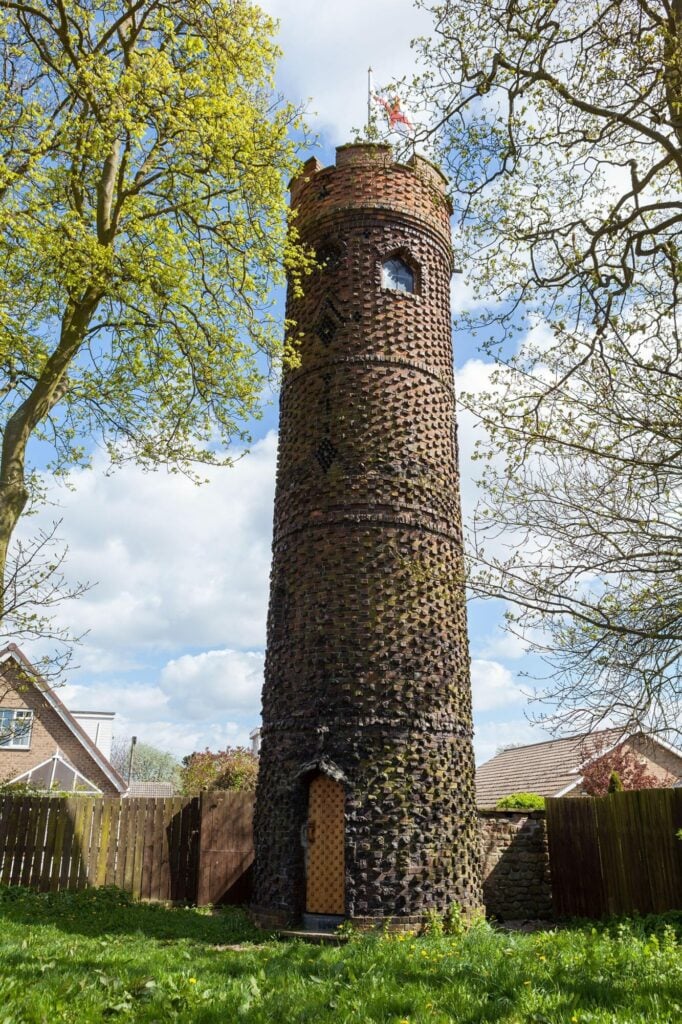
[289, 143, 453, 265]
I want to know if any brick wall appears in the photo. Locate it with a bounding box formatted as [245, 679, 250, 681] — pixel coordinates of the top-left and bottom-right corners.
[607, 737, 680, 788]
[0, 660, 120, 795]
[479, 810, 552, 921]
[254, 143, 481, 927]
[567, 737, 682, 796]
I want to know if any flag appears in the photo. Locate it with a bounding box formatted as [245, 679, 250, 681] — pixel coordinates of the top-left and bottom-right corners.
[372, 91, 415, 136]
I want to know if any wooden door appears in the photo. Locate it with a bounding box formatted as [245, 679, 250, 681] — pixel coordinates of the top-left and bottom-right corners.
[305, 775, 345, 914]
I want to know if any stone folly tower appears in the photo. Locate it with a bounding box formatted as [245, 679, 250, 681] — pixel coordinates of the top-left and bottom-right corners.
[253, 143, 481, 929]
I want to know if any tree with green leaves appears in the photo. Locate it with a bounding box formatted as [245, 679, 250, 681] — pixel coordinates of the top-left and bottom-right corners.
[110, 735, 180, 785]
[414, 0, 682, 740]
[0, 0, 309, 658]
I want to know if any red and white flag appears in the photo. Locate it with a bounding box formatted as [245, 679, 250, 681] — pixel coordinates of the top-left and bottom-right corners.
[373, 92, 414, 135]
[368, 68, 415, 137]
[372, 92, 413, 136]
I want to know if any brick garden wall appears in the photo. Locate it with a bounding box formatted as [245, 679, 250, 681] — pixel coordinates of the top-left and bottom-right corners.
[479, 810, 552, 921]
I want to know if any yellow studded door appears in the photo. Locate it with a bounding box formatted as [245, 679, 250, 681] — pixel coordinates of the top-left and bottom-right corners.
[305, 775, 345, 915]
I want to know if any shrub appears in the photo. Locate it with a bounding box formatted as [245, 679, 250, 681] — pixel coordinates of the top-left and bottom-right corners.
[180, 746, 258, 794]
[0, 780, 46, 797]
[444, 901, 467, 936]
[496, 792, 546, 810]
[420, 902, 468, 938]
[608, 770, 624, 793]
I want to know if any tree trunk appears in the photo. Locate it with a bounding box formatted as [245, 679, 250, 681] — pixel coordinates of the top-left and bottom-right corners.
[0, 288, 102, 620]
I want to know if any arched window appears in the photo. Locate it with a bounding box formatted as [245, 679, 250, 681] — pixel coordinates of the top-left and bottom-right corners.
[382, 257, 415, 294]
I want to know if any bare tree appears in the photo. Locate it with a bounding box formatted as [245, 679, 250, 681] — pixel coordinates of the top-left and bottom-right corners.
[110, 736, 180, 786]
[1, 520, 90, 677]
[412, 0, 682, 739]
[0, 520, 91, 746]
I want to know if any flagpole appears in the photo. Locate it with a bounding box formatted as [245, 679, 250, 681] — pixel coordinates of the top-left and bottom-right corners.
[367, 66, 373, 139]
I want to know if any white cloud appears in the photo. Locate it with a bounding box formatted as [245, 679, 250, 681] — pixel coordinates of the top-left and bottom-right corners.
[160, 649, 264, 721]
[262, 0, 431, 142]
[60, 680, 170, 718]
[470, 658, 523, 713]
[451, 275, 482, 316]
[477, 629, 529, 661]
[521, 316, 556, 356]
[455, 356, 498, 398]
[24, 432, 278, 660]
[454, 357, 500, 523]
[451, 266, 511, 317]
[113, 716, 251, 761]
[60, 650, 262, 759]
[69, 647, 145, 675]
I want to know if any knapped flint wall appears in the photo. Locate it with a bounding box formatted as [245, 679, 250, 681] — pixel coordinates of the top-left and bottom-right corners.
[253, 143, 482, 926]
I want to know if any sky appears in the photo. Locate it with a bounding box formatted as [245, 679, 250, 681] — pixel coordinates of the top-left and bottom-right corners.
[23, 0, 553, 767]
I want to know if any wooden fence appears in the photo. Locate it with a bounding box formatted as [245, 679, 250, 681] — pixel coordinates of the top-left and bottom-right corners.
[0, 791, 254, 905]
[546, 788, 682, 918]
[4, 788, 680, 918]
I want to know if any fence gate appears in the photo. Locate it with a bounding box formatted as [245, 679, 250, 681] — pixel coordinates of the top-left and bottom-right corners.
[196, 791, 254, 906]
[546, 788, 682, 918]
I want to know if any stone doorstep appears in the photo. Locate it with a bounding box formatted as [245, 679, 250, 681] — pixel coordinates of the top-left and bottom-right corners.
[302, 912, 345, 932]
[278, 918, 559, 941]
[276, 911, 348, 944]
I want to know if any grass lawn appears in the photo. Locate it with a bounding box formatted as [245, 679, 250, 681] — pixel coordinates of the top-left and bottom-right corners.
[0, 887, 680, 1023]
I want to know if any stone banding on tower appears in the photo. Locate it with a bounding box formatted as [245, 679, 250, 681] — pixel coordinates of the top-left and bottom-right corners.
[253, 143, 482, 927]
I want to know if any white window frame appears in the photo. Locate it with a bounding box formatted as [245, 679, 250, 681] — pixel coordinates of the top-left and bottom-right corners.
[0, 707, 34, 749]
[381, 257, 416, 294]
[10, 753, 102, 794]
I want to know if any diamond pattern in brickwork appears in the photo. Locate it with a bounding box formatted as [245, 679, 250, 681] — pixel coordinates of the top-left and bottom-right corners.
[314, 437, 337, 472]
[316, 314, 337, 346]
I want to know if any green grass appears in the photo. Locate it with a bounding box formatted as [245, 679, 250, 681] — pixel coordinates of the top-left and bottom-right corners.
[0, 887, 680, 1023]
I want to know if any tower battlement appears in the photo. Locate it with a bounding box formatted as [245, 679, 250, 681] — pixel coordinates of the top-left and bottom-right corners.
[290, 144, 453, 264]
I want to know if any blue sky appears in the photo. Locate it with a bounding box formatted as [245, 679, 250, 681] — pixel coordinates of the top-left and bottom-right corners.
[23, 0, 552, 765]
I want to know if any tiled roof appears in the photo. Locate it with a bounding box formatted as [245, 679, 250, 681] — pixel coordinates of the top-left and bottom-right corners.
[126, 781, 176, 798]
[475, 728, 627, 807]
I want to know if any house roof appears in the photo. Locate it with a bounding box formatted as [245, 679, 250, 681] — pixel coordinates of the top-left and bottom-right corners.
[126, 781, 176, 798]
[474, 728, 673, 807]
[70, 710, 115, 718]
[0, 644, 127, 794]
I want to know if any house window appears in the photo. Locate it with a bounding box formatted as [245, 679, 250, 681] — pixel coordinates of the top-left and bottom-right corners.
[0, 708, 33, 749]
[382, 257, 415, 294]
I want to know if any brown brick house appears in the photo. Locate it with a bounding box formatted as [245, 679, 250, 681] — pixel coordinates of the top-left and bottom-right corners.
[476, 729, 682, 808]
[0, 644, 126, 796]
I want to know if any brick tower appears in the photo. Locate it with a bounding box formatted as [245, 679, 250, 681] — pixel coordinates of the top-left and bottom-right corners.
[253, 143, 481, 928]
